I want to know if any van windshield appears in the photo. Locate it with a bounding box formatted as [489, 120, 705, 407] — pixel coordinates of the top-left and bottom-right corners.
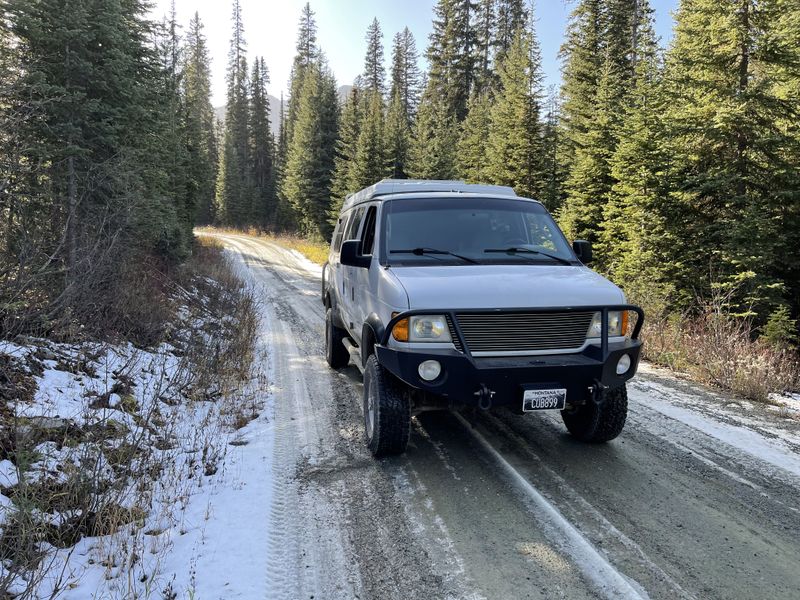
[383, 197, 577, 266]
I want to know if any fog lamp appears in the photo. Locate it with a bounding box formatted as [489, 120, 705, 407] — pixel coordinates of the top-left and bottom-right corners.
[418, 360, 442, 381]
[616, 354, 632, 375]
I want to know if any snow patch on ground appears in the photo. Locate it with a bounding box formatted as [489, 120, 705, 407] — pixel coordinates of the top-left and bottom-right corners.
[0, 268, 270, 598]
[285, 247, 324, 277]
[632, 367, 800, 481]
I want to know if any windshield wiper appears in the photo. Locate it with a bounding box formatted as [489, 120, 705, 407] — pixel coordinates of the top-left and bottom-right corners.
[390, 247, 480, 265]
[483, 247, 573, 266]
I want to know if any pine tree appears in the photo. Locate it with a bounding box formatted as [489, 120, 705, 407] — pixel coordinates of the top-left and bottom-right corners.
[351, 90, 387, 188]
[156, 3, 192, 251]
[651, 0, 800, 313]
[184, 12, 218, 226]
[329, 86, 363, 224]
[494, 0, 528, 64]
[362, 18, 385, 95]
[273, 93, 296, 231]
[559, 0, 657, 248]
[385, 89, 411, 179]
[472, 0, 496, 94]
[600, 51, 679, 301]
[425, 0, 475, 122]
[215, 0, 252, 226]
[407, 98, 458, 179]
[390, 28, 421, 121]
[286, 3, 318, 144]
[249, 57, 274, 226]
[5, 0, 186, 315]
[558, 0, 603, 175]
[540, 86, 567, 211]
[458, 91, 492, 182]
[282, 61, 338, 239]
[484, 25, 544, 198]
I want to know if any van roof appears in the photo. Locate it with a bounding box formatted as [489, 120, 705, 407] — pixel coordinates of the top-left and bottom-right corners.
[341, 179, 518, 212]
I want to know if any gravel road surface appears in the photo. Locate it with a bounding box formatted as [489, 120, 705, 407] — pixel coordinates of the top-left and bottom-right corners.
[212, 232, 800, 600]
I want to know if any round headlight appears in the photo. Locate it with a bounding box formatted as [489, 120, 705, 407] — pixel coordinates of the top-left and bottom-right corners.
[616, 354, 632, 375]
[418, 360, 442, 381]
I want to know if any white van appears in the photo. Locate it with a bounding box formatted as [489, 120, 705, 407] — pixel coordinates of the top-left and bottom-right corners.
[322, 180, 644, 456]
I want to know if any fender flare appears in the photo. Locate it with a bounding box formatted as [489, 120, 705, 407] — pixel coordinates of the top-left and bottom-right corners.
[361, 313, 385, 366]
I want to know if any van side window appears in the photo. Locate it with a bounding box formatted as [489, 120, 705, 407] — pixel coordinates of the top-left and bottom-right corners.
[332, 214, 347, 253]
[344, 207, 365, 241]
[361, 206, 377, 255]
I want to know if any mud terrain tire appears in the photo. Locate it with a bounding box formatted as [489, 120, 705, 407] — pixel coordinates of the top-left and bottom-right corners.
[562, 384, 628, 442]
[363, 355, 411, 456]
[325, 308, 350, 369]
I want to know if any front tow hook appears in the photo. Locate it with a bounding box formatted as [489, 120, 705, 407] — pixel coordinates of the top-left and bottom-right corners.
[589, 380, 608, 405]
[474, 384, 496, 411]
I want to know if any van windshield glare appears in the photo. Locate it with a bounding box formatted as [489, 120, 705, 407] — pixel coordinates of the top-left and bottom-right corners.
[383, 197, 576, 265]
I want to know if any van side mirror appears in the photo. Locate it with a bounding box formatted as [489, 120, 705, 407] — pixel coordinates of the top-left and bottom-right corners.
[340, 239, 371, 268]
[572, 240, 593, 264]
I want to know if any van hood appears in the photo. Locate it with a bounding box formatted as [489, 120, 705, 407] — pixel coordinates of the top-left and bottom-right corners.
[389, 264, 625, 310]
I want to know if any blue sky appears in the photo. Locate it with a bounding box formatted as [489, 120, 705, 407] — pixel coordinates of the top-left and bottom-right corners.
[153, 1, 681, 106]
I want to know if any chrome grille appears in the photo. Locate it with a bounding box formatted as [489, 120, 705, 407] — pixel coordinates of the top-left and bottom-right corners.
[455, 311, 594, 354]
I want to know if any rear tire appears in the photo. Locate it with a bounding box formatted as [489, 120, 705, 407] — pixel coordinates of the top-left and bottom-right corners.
[325, 307, 350, 369]
[363, 355, 411, 456]
[562, 384, 627, 442]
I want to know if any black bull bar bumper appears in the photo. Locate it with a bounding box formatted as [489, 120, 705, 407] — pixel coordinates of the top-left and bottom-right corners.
[375, 305, 644, 408]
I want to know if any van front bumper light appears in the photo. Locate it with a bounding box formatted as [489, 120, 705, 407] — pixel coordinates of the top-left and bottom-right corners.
[392, 315, 452, 342]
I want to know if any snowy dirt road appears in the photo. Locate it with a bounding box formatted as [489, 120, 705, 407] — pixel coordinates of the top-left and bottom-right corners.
[212, 232, 800, 600]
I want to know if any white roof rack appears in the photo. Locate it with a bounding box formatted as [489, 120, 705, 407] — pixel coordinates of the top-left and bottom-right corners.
[341, 179, 517, 212]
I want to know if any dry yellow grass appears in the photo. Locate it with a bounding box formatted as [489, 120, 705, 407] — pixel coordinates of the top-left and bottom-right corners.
[196, 226, 329, 265]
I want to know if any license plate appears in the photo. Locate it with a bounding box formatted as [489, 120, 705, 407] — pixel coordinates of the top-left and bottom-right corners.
[522, 388, 567, 411]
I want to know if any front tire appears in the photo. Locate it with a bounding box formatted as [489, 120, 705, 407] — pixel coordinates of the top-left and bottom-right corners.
[363, 355, 411, 456]
[561, 384, 628, 442]
[325, 307, 350, 368]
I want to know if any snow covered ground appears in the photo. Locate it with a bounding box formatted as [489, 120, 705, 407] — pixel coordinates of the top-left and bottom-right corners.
[0, 262, 268, 599]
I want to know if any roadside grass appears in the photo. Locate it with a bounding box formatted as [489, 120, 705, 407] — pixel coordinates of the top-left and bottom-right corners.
[632, 289, 800, 404]
[0, 236, 261, 598]
[196, 226, 329, 265]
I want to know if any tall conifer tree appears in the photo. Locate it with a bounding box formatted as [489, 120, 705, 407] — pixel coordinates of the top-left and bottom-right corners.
[650, 0, 800, 312]
[407, 98, 458, 179]
[362, 18, 385, 95]
[390, 28, 421, 121]
[282, 61, 338, 239]
[485, 25, 544, 198]
[385, 90, 411, 179]
[329, 87, 363, 224]
[215, 0, 251, 226]
[183, 12, 217, 226]
[351, 91, 387, 188]
[458, 92, 492, 183]
[249, 57, 274, 226]
[425, 0, 475, 122]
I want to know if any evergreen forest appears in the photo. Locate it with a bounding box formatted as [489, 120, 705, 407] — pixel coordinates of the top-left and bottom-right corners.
[2, 0, 799, 345]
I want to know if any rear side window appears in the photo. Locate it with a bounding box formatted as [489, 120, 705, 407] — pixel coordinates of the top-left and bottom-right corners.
[344, 207, 365, 241]
[332, 214, 347, 252]
[361, 206, 377, 255]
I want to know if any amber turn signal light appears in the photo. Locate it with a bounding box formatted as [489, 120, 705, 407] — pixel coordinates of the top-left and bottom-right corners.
[391, 312, 409, 342]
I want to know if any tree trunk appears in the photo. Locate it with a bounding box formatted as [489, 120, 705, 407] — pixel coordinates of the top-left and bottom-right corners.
[736, 0, 750, 199]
